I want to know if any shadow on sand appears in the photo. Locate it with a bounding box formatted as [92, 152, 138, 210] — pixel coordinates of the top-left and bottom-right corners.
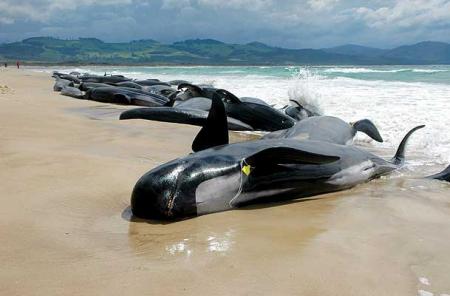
[121, 195, 326, 225]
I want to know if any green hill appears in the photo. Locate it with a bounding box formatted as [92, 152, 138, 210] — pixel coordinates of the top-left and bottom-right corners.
[1, 37, 450, 65]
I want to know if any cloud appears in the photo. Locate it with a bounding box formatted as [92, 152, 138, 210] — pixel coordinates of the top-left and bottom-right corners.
[0, 0, 449, 48]
[308, 0, 340, 11]
[354, 0, 450, 29]
[0, 0, 131, 23]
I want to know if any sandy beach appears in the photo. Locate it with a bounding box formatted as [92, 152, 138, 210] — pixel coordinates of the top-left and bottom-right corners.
[1, 68, 450, 295]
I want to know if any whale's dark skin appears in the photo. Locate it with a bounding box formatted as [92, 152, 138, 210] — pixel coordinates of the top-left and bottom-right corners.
[79, 75, 131, 84]
[60, 86, 83, 98]
[263, 116, 383, 145]
[221, 90, 295, 131]
[79, 82, 112, 91]
[130, 131, 421, 220]
[427, 165, 450, 182]
[146, 85, 177, 97]
[85, 87, 169, 107]
[135, 80, 170, 87]
[175, 83, 218, 101]
[121, 89, 296, 132]
[53, 78, 74, 91]
[120, 107, 253, 131]
[174, 97, 212, 110]
[113, 81, 144, 89]
[129, 97, 430, 220]
[52, 73, 81, 84]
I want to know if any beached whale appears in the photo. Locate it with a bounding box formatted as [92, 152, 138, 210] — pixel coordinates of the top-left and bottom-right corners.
[79, 74, 131, 84]
[79, 82, 112, 91]
[120, 89, 295, 132]
[84, 87, 170, 106]
[129, 96, 448, 220]
[135, 79, 171, 87]
[166, 83, 227, 103]
[119, 96, 253, 131]
[52, 72, 81, 84]
[60, 86, 84, 98]
[263, 116, 383, 145]
[53, 78, 74, 91]
[146, 85, 177, 97]
[113, 81, 144, 90]
[61, 85, 170, 107]
[280, 102, 319, 121]
[218, 89, 295, 131]
[120, 106, 253, 131]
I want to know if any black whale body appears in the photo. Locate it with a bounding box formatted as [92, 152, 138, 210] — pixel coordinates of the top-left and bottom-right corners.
[120, 87, 296, 132]
[129, 96, 440, 220]
[264, 116, 384, 145]
[85, 87, 170, 106]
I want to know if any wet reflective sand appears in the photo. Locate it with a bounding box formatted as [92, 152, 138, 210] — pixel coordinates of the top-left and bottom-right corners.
[1, 69, 450, 295]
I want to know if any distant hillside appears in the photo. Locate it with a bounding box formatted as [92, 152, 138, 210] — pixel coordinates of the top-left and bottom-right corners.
[0, 37, 449, 65]
[381, 41, 450, 64]
[323, 44, 387, 58]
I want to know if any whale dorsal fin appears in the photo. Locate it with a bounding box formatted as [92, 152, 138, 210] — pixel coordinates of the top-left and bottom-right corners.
[215, 89, 241, 103]
[192, 94, 229, 152]
[352, 119, 384, 142]
[391, 125, 425, 165]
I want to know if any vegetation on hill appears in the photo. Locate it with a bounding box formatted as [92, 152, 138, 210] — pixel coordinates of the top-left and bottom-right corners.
[1, 37, 449, 65]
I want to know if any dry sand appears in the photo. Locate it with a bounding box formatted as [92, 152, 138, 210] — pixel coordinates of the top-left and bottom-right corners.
[1, 67, 450, 295]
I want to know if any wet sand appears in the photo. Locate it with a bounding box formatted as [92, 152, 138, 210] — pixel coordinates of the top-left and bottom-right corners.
[1, 68, 450, 295]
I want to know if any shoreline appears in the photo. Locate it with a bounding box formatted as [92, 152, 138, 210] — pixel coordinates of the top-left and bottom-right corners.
[1, 68, 450, 295]
[21, 63, 450, 67]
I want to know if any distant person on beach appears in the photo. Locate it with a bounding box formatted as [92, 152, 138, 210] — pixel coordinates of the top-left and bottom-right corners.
[4, 62, 7, 68]
[16, 61, 20, 69]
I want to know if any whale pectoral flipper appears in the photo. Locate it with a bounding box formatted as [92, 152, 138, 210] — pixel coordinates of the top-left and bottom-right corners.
[120, 107, 207, 124]
[192, 94, 229, 152]
[119, 107, 253, 131]
[353, 119, 384, 142]
[228, 147, 340, 207]
[245, 147, 340, 167]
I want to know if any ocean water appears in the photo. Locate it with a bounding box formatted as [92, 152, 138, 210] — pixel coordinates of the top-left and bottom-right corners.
[38, 65, 450, 166]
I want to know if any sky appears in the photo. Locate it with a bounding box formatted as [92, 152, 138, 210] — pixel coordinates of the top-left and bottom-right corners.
[0, 0, 449, 48]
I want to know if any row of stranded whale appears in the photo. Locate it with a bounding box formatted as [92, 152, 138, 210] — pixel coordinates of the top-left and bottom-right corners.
[53, 71, 450, 220]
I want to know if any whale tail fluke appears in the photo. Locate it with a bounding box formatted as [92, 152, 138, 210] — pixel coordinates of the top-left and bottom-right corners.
[391, 125, 425, 166]
[192, 94, 229, 152]
[353, 119, 384, 142]
[427, 165, 450, 182]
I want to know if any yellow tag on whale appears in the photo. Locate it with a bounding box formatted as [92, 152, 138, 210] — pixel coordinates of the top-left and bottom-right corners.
[242, 164, 251, 176]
